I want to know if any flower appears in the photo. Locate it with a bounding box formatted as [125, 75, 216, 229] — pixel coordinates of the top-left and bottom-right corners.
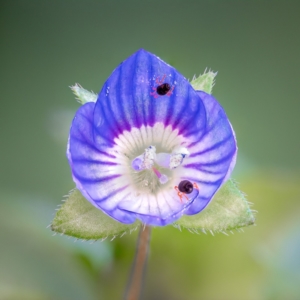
[67, 49, 237, 226]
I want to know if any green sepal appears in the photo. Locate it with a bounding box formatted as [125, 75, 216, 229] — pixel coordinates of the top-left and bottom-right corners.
[174, 179, 255, 233]
[51, 188, 141, 240]
[70, 83, 97, 105]
[190, 70, 217, 94]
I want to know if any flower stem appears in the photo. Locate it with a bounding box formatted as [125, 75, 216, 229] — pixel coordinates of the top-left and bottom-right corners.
[124, 225, 152, 300]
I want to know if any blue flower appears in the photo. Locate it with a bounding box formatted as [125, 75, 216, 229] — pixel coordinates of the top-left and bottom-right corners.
[67, 49, 237, 226]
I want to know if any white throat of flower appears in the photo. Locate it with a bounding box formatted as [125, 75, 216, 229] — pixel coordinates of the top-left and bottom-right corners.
[111, 123, 192, 197]
[131, 144, 189, 188]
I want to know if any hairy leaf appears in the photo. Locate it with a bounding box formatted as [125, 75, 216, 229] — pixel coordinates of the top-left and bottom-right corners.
[190, 70, 217, 94]
[174, 179, 255, 233]
[51, 189, 140, 240]
[70, 83, 97, 104]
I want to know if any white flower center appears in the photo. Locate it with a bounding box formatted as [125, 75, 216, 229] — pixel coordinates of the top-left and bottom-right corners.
[131, 145, 189, 186]
[112, 122, 190, 196]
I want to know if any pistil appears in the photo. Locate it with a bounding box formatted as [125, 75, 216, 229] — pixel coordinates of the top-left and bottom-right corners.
[152, 167, 168, 184]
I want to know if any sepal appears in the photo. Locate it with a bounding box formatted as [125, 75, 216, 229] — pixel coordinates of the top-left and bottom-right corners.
[51, 188, 141, 240]
[174, 178, 255, 233]
[190, 70, 217, 94]
[70, 83, 97, 104]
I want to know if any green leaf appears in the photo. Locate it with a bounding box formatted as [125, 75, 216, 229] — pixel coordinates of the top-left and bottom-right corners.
[70, 83, 97, 105]
[190, 69, 217, 94]
[51, 189, 140, 240]
[174, 179, 255, 233]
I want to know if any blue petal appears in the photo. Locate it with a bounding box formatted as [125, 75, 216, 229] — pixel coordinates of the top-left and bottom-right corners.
[182, 91, 237, 215]
[67, 102, 136, 224]
[93, 49, 207, 143]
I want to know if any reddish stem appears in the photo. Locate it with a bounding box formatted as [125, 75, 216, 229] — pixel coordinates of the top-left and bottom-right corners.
[124, 225, 152, 300]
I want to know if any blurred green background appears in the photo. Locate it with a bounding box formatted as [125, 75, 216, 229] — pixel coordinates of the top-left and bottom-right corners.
[1, 1, 300, 299]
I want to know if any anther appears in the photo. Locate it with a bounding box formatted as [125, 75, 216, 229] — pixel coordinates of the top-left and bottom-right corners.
[131, 145, 156, 171]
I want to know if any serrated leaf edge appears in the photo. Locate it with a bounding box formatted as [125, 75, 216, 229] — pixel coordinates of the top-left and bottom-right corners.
[50, 188, 142, 242]
[172, 179, 256, 235]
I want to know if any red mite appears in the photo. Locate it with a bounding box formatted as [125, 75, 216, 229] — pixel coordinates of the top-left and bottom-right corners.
[151, 75, 174, 98]
[175, 180, 199, 203]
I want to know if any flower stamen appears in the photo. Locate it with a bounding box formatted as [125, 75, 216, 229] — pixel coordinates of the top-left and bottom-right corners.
[131, 146, 156, 171]
[155, 146, 190, 169]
